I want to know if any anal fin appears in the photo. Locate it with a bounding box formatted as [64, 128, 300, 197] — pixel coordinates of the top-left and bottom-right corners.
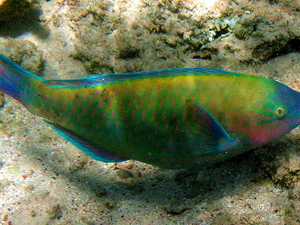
[46, 121, 128, 163]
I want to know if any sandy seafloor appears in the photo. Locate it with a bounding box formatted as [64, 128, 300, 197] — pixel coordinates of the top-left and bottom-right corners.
[0, 0, 300, 224]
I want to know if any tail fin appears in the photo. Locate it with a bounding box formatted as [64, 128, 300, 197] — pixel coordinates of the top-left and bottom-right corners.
[0, 54, 44, 106]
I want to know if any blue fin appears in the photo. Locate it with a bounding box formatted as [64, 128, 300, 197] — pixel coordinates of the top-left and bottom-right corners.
[45, 68, 240, 88]
[46, 121, 128, 163]
[186, 100, 242, 155]
[0, 54, 43, 104]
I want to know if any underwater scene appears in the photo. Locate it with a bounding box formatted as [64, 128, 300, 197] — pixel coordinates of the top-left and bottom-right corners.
[0, 0, 300, 224]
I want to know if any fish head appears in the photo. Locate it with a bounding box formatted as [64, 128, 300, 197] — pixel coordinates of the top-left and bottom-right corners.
[274, 81, 300, 129]
[248, 80, 300, 146]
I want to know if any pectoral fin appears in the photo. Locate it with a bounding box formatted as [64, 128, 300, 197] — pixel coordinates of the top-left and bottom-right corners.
[186, 99, 242, 155]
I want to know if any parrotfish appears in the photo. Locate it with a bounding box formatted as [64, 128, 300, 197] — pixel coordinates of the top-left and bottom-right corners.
[0, 54, 299, 169]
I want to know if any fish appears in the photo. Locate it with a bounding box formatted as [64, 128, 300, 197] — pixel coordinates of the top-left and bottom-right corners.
[0, 54, 299, 169]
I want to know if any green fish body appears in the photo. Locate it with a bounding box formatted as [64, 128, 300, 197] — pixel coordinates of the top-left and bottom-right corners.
[0, 54, 299, 168]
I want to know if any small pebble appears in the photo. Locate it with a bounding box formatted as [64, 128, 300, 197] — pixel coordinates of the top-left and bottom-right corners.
[104, 200, 117, 210]
[116, 170, 134, 179]
[0, 92, 4, 107]
[164, 198, 192, 214]
[47, 204, 63, 220]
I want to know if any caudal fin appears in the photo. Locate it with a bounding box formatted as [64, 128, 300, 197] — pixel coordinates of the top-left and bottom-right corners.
[0, 54, 44, 106]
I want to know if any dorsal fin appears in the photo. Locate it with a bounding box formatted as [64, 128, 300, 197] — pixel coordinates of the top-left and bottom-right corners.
[45, 68, 240, 88]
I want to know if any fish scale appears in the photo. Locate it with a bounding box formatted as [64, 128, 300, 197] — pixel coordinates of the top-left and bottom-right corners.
[0, 54, 299, 168]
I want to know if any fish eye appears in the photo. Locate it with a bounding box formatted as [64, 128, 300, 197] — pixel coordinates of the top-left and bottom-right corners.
[274, 107, 286, 119]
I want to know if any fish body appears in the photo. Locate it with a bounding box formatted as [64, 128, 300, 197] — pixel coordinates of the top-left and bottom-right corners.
[0, 54, 299, 169]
